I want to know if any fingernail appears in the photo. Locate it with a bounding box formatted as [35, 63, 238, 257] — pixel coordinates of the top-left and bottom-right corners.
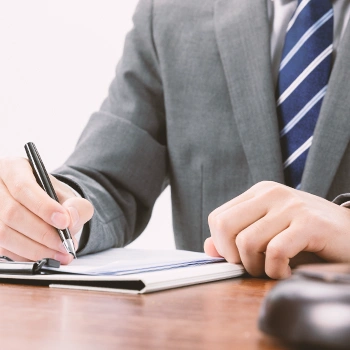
[51, 212, 69, 228]
[68, 207, 80, 228]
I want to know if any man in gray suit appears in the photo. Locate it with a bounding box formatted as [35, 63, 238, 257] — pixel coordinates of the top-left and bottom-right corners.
[0, 0, 350, 279]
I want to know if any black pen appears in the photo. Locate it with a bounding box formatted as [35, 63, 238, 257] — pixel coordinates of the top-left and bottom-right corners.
[24, 142, 77, 259]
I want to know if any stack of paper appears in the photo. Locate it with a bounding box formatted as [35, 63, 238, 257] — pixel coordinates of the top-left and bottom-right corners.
[51, 249, 226, 275]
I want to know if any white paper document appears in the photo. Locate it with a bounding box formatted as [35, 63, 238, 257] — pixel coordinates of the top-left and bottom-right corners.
[50, 248, 226, 275]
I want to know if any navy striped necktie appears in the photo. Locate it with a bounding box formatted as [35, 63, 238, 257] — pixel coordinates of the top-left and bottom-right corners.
[277, 0, 334, 189]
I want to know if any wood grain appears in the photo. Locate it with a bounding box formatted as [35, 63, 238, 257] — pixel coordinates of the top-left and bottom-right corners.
[0, 278, 290, 350]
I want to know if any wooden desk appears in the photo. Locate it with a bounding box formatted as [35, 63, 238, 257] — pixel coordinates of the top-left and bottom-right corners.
[0, 278, 289, 350]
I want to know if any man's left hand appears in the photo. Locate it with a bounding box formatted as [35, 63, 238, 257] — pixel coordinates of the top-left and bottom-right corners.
[205, 181, 350, 279]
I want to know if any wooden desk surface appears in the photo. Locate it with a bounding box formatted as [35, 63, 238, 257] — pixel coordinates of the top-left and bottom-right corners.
[0, 278, 290, 350]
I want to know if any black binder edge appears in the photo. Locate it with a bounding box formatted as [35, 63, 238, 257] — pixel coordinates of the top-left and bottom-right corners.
[0, 276, 145, 291]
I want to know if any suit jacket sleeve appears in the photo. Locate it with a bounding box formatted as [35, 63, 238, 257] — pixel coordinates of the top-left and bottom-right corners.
[53, 0, 167, 255]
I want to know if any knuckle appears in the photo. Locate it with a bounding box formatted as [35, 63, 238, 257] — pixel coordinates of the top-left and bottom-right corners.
[252, 180, 278, 190]
[208, 212, 216, 228]
[210, 215, 229, 235]
[208, 211, 222, 230]
[297, 209, 315, 226]
[39, 227, 54, 247]
[284, 195, 305, 212]
[2, 201, 19, 224]
[304, 207, 321, 222]
[265, 183, 288, 199]
[236, 232, 254, 253]
[237, 219, 268, 253]
[266, 242, 285, 262]
[34, 199, 45, 216]
[11, 179, 30, 199]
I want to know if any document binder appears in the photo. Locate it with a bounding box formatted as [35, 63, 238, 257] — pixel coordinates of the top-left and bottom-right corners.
[0, 249, 245, 294]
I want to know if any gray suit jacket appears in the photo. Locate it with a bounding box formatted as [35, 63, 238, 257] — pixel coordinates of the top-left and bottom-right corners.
[55, 0, 350, 256]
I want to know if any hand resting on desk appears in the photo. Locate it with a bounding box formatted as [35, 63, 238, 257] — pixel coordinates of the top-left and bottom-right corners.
[0, 157, 93, 264]
[205, 181, 350, 279]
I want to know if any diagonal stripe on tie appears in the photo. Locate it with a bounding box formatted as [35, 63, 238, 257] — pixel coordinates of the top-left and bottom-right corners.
[283, 136, 313, 169]
[286, 0, 311, 31]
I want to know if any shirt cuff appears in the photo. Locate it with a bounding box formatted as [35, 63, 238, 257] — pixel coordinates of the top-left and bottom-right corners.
[332, 193, 350, 208]
[340, 201, 350, 208]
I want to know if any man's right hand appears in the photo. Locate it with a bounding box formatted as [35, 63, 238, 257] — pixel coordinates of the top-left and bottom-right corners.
[0, 157, 94, 264]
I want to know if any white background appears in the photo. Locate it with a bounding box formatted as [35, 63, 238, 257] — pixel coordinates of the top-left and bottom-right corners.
[0, 1, 175, 250]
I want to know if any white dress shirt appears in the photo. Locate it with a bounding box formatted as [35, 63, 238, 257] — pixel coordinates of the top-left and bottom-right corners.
[268, 0, 350, 84]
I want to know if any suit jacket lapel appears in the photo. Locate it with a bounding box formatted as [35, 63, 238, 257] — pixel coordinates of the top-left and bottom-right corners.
[301, 22, 350, 197]
[214, 0, 284, 184]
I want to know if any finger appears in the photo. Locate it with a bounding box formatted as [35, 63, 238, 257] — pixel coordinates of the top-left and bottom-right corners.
[203, 237, 223, 258]
[210, 190, 255, 218]
[264, 226, 310, 279]
[209, 181, 278, 218]
[0, 220, 73, 264]
[0, 181, 68, 253]
[236, 211, 290, 277]
[208, 196, 268, 262]
[0, 158, 70, 229]
[62, 197, 94, 235]
[0, 247, 31, 262]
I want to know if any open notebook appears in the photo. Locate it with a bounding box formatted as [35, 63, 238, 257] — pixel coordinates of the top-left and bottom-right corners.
[0, 249, 245, 294]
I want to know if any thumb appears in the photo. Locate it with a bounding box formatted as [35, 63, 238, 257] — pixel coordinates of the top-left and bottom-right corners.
[62, 197, 94, 235]
[204, 237, 223, 258]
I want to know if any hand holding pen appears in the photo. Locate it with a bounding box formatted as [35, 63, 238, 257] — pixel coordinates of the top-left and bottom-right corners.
[0, 144, 93, 264]
[25, 142, 78, 258]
